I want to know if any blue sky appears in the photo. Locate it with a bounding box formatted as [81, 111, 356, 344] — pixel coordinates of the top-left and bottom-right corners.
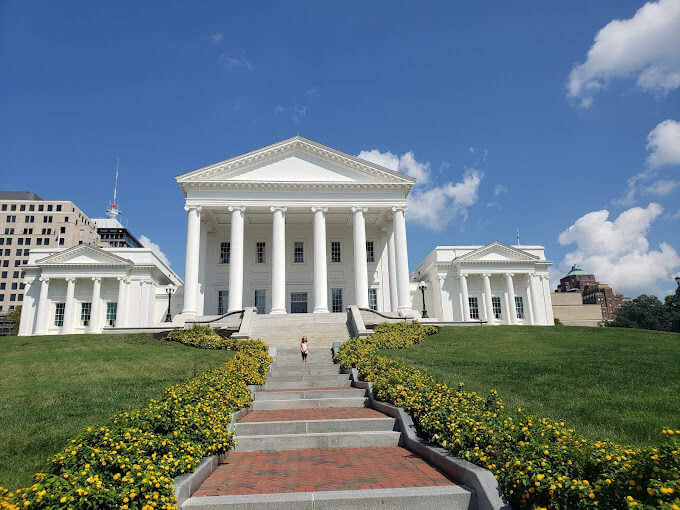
[2, 1, 679, 297]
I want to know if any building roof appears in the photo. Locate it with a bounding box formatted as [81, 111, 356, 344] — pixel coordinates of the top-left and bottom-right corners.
[0, 191, 43, 200]
[565, 264, 588, 276]
[93, 218, 125, 229]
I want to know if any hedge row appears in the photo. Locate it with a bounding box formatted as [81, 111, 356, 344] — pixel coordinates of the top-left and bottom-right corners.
[0, 332, 272, 510]
[334, 322, 680, 509]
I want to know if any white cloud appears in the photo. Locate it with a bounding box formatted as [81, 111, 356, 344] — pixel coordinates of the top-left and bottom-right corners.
[139, 235, 171, 268]
[557, 203, 680, 296]
[218, 54, 253, 71]
[357, 149, 482, 230]
[644, 179, 680, 195]
[646, 119, 680, 167]
[291, 105, 306, 123]
[211, 32, 223, 43]
[494, 184, 507, 196]
[672, 209, 680, 219]
[568, 0, 680, 107]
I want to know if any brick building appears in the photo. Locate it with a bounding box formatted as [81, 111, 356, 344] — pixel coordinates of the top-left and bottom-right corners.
[556, 265, 625, 321]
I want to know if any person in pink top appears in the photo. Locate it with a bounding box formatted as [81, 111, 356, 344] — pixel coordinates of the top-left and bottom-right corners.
[300, 337, 309, 366]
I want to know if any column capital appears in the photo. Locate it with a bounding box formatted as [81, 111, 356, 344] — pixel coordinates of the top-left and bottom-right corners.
[391, 206, 408, 213]
[39, 276, 50, 283]
[505, 273, 515, 278]
[437, 274, 447, 282]
[65, 277, 76, 283]
[482, 273, 492, 278]
[184, 204, 203, 213]
[91, 276, 101, 283]
[228, 205, 246, 212]
[351, 206, 368, 214]
[117, 276, 130, 283]
[270, 206, 287, 213]
[459, 273, 468, 278]
[311, 206, 328, 214]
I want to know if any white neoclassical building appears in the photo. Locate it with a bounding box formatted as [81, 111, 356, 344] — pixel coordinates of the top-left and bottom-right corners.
[18, 244, 182, 335]
[175, 136, 416, 320]
[411, 242, 554, 325]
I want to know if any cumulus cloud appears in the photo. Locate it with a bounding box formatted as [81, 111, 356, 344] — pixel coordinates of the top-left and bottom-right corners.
[357, 149, 482, 229]
[139, 235, 171, 268]
[218, 54, 253, 71]
[646, 119, 680, 167]
[568, 0, 680, 107]
[644, 179, 680, 195]
[557, 203, 680, 296]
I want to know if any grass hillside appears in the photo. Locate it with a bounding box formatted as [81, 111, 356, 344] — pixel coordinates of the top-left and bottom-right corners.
[381, 325, 680, 446]
[0, 333, 231, 490]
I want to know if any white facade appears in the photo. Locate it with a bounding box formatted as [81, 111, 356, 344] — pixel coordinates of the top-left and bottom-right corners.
[175, 136, 417, 319]
[411, 242, 555, 325]
[18, 245, 181, 335]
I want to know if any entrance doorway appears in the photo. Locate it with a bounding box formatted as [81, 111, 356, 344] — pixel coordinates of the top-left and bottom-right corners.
[291, 292, 308, 313]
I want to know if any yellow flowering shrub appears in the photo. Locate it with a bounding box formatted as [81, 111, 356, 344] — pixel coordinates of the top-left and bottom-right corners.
[165, 325, 263, 351]
[335, 323, 680, 510]
[0, 339, 271, 510]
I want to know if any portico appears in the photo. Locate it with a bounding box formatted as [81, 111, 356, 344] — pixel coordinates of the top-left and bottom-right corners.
[176, 136, 416, 319]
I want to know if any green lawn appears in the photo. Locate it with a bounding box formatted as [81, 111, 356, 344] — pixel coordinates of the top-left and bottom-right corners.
[381, 326, 680, 447]
[0, 333, 232, 490]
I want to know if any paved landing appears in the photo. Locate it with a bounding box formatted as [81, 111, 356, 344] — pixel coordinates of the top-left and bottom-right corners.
[239, 407, 386, 423]
[193, 447, 454, 496]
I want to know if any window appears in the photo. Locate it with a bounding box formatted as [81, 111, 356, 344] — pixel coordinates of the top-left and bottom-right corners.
[22, 228, 31, 234]
[54, 303, 65, 326]
[293, 241, 304, 263]
[37, 238, 42, 245]
[60, 226, 65, 234]
[0, 204, 5, 211]
[254, 289, 266, 314]
[18, 238, 23, 245]
[10, 294, 16, 301]
[492, 296, 502, 319]
[220, 242, 230, 264]
[6, 215, 16, 223]
[38, 204, 43, 211]
[44, 238, 49, 246]
[0, 283, 4, 289]
[43, 215, 53, 223]
[64, 216, 69, 223]
[25, 215, 34, 223]
[368, 288, 378, 311]
[4, 228, 12, 234]
[25, 238, 30, 245]
[331, 288, 343, 313]
[80, 302, 92, 326]
[331, 241, 341, 263]
[20, 204, 25, 211]
[5, 238, 10, 245]
[4, 249, 9, 255]
[56, 204, 62, 211]
[106, 302, 117, 326]
[11, 282, 17, 290]
[0, 239, 3, 245]
[366, 241, 375, 262]
[59, 238, 65, 246]
[256, 242, 266, 264]
[47, 204, 53, 211]
[10, 204, 16, 211]
[13, 271, 18, 278]
[2, 261, 7, 268]
[217, 290, 229, 315]
[514, 296, 525, 319]
[29, 204, 34, 211]
[1, 272, 5, 278]
[469, 297, 479, 319]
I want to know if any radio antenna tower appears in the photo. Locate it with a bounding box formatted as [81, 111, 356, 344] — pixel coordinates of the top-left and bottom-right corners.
[106, 159, 122, 219]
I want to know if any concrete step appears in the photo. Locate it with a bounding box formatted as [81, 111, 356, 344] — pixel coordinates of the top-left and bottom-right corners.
[262, 379, 352, 390]
[265, 373, 350, 384]
[269, 366, 339, 375]
[234, 417, 396, 436]
[233, 430, 401, 451]
[251, 397, 367, 410]
[254, 388, 365, 400]
[183, 486, 473, 510]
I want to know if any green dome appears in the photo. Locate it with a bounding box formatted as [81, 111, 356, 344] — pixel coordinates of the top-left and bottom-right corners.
[565, 264, 587, 276]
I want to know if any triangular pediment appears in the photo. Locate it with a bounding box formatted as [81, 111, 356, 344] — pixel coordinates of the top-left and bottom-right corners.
[176, 136, 416, 186]
[36, 244, 133, 266]
[455, 242, 539, 262]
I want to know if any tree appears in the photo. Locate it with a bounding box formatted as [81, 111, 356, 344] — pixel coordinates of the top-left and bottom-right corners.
[7, 305, 22, 336]
[606, 294, 669, 331]
[665, 293, 680, 333]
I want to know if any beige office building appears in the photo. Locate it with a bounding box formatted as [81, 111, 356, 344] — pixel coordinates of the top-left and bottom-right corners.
[0, 192, 99, 313]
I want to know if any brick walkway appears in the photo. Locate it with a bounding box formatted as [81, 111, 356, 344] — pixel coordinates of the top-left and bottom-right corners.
[240, 407, 386, 423]
[193, 447, 453, 496]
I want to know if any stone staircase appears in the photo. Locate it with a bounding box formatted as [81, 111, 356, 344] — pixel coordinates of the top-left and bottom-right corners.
[249, 313, 351, 348]
[183, 348, 474, 509]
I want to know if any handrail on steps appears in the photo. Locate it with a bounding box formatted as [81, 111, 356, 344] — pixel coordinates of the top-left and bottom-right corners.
[356, 307, 409, 321]
[187, 309, 245, 325]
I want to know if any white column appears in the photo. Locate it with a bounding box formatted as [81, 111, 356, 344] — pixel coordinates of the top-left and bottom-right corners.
[541, 276, 555, 325]
[228, 205, 246, 312]
[459, 273, 470, 321]
[270, 206, 287, 314]
[19, 278, 36, 336]
[505, 273, 516, 325]
[62, 277, 76, 334]
[312, 207, 329, 313]
[352, 207, 369, 308]
[387, 226, 398, 312]
[437, 274, 449, 321]
[181, 205, 202, 317]
[116, 277, 128, 328]
[482, 273, 495, 324]
[89, 277, 101, 333]
[530, 274, 546, 324]
[392, 206, 411, 315]
[197, 220, 208, 315]
[34, 276, 50, 335]
[526, 275, 536, 325]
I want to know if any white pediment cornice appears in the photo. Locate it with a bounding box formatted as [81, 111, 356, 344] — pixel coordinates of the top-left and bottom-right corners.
[453, 241, 540, 263]
[175, 136, 416, 190]
[36, 244, 133, 267]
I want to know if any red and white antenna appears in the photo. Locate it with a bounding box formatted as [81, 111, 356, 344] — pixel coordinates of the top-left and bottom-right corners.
[107, 158, 122, 219]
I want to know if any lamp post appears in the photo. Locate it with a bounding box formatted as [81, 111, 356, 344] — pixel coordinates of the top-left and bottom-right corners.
[165, 283, 176, 322]
[418, 280, 429, 318]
